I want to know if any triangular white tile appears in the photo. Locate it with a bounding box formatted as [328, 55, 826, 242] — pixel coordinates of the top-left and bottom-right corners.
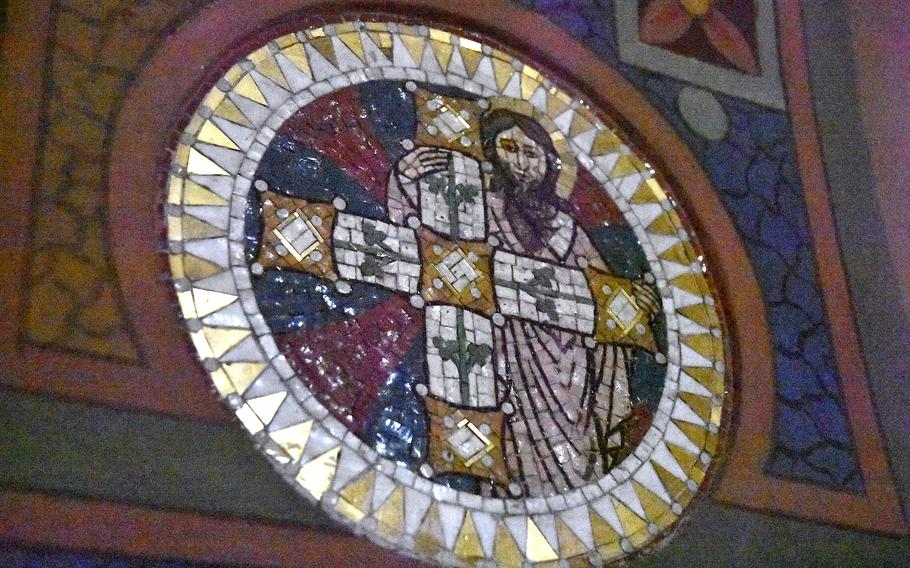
[573, 127, 598, 155]
[331, 449, 369, 491]
[202, 300, 247, 328]
[504, 515, 528, 555]
[194, 142, 243, 175]
[446, 45, 467, 77]
[359, 32, 392, 67]
[391, 34, 418, 68]
[403, 487, 433, 534]
[634, 202, 667, 229]
[530, 514, 559, 552]
[528, 86, 548, 112]
[664, 420, 702, 454]
[267, 395, 307, 431]
[186, 147, 228, 176]
[611, 481, 646, 520]
[183, 205, 230, 231]
[249, 70, 291, 108]
[553, 108, 575, 134]
[220, 335, 263, 362]
[593, 153, 620, 180]
[228, 91, 271, 126]
[501, 72, 521, 98]
[672, 287, 706, 309]
[437, 502, 465, 549]
[191, 289, 236, 318]
[678, 315, 710, 336]
[328, 36, 362, 72]
[192, 269, 235, 293]
[184, 237, 228, 267]
[615, 172, 644, 199]
[370, 473, 397, 512]
[589, 496, 624, 536]
[558, 505, 594, 548]
[211, 117, 257, 152]
[472, 511, 497, 558]
[471, 57, 497, 92]
[661, 259, 693, 280]
[275, 52, 314, 92]
[418, 42, 443, 74]
[680, 342, 713, 368]
[651, 440, 689, 481]
[303, 42, 339, 81]
[679, 370, 714, 397]
[188, 175, 234, 201]
[243, 366, 283, 398]
[672, 397, 707, 426]
[647, 235, 683, 259]
[633, 461, 673, 504]
[298, 425, 340, 464]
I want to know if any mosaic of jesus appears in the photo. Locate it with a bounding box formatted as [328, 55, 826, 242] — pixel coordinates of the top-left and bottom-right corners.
[246, 81, 668, 498]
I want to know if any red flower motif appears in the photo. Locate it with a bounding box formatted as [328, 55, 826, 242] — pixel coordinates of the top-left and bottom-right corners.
[640, 0, 760, 75]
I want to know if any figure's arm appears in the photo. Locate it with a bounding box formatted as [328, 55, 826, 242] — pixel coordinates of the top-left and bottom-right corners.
[388, 147, 455, 224]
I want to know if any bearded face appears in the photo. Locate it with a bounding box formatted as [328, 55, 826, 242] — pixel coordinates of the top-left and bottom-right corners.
[494, 125, 548, 192]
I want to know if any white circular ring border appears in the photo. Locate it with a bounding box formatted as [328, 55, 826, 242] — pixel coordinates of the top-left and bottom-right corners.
[167, 20, 727, 566]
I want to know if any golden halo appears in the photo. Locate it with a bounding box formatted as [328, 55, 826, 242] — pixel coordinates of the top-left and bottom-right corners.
[486, 95, 579, 198]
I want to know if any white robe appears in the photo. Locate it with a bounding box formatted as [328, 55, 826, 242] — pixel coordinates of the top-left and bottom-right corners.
[486, 192, 632, 496]
[389, 159, 633, 497]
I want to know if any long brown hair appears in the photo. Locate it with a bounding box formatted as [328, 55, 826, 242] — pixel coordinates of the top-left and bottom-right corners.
[480, 109, 565, 253]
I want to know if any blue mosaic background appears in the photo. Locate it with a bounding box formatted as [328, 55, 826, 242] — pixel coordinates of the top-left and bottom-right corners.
[513, 0, 862, 490]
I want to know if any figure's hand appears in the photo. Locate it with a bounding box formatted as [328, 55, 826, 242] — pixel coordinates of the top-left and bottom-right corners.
[397, 147, 451, 180]
[631, 279, 661, 321]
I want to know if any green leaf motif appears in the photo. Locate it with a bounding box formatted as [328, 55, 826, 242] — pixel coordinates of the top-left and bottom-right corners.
[466, 343, 492, 369]
[432, 336, 491, 371]
[360, 251, 392, 277]
[537, 297, 558, 322]
[432, 336, 458, 361]
[427, 176, 448, 195]
[530, 266, 556, 289]
[362, 221, 387, 246]
[454, 183, 480, 205]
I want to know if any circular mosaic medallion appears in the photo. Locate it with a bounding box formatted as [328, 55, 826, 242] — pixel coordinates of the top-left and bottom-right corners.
[167, 20, 729, 567]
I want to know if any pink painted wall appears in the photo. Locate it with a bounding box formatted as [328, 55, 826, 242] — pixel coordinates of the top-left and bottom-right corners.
[847, 0, 910, 317]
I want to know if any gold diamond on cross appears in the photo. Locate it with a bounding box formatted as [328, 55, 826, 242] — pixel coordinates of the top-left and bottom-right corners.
[272, 210, 324, 262]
